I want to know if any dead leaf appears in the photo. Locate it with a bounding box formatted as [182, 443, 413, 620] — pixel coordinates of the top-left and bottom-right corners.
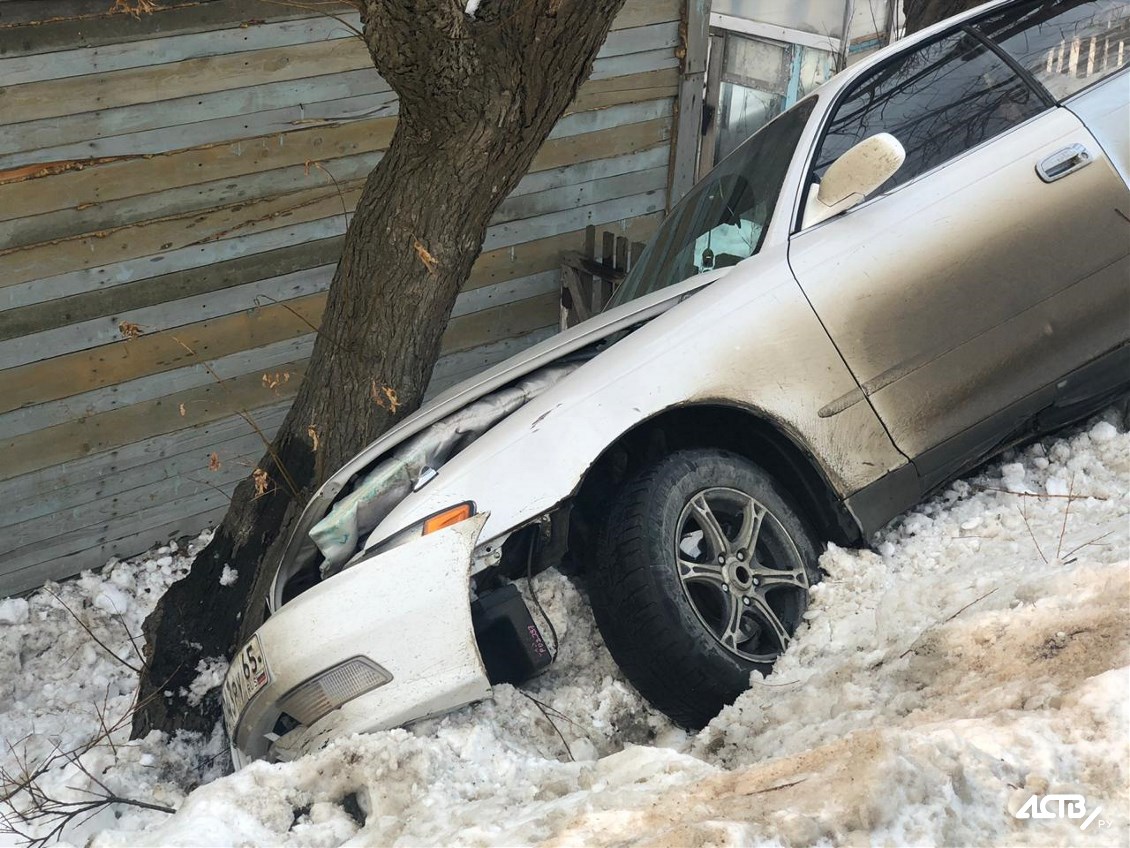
[208, 452, 221, 472]
[307, 425, 320, 452]
[118, 321, 142, 340]
[178, 403, 187, 417]
[252, 468, 270, 498]
[413, 237, 438, 274]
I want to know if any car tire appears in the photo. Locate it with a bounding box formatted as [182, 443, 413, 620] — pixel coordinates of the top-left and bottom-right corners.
[590, 448, 822, 728]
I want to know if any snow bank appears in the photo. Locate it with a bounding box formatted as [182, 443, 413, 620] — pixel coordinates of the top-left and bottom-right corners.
[2, 410, 1127, 846]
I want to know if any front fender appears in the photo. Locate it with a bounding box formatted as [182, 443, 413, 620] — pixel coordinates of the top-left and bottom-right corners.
[366, 247, 905, 552]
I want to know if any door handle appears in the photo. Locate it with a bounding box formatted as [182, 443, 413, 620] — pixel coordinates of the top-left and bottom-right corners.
[1036, 144, 1092, 183]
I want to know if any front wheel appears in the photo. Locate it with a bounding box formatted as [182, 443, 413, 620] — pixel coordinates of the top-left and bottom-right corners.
[590, 448, 821, 728]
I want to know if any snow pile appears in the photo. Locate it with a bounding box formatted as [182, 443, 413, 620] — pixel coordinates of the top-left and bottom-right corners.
[2, 410, 1127, 846]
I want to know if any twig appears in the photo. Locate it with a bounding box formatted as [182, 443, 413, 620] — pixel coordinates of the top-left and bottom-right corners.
[518, 691, 575, 762]
[1018, 500, 1047, 565]
[1055, 473, 1075, 561]
[1060, 529, 1117, 561]
[43, 590, 142, 674]
[972, 483, 1105, 501]
[900, 588, 998, 659]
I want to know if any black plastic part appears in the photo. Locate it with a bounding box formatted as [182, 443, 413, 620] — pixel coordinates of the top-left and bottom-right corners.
[471, 583, 552, 685]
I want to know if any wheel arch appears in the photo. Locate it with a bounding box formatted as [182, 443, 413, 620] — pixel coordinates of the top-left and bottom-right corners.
[567, 402, 863, 565]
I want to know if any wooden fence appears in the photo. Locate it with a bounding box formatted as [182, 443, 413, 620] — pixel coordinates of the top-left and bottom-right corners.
[0, 0, 682, 595]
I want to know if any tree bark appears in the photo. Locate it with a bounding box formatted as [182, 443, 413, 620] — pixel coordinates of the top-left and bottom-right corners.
[132, 0, 628, 739]
[903, 0, 984, 34]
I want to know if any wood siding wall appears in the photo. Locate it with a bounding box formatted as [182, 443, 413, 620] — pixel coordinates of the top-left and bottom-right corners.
[0, 0, 679, 596]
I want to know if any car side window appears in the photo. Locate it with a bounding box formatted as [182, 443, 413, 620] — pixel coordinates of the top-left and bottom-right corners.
[812, 30, 1047, 195]
[975, 0, 1130, 100]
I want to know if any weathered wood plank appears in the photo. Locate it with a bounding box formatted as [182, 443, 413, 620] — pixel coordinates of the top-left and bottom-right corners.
[0, 212, 664, 413]
[0, 236, 343, 340]
[0, 116, 395, 224]
[0, 156, 373, 258]
[0, 325, 555, 525]
[0, 184, 353, 290]
[0, 1, 327, 58]
[0, 89, 399, 171]
[0, 18, 674, 89]
[0, 424, 275, 533]
[0, 37, 372, 125]
[0, 403, 290, 510]
[0, 268, 562, 439]
[1, 101, 669, 288]
[423, 326, 556, 401]
[0, 18, 674, 127]
[0, 62, 676, 170]
[0, 489, 235, 593]
[0, 264, 334, 371]
[0, 335, 316, 440]
[0, 14, 360, 86]
[1, 288, 559, 481]
[0, 360, 307, 480]
[0, 69, 387, 162]
[3, 446, 255, 553]
[0, 504, 231, 597]
[0, 188, 664, 370]
[0, 157, 664, 354]
[0, 112, 670, 228]
[0, 70, 675, 249]
[1, 120, 670, 295]
[0, 0, 674, 61]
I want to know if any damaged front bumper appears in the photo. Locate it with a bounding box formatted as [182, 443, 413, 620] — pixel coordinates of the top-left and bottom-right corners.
[223, 515, 495, 767]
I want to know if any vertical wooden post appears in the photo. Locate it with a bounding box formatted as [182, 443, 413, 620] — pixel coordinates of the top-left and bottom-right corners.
[669, 0, 710, 208]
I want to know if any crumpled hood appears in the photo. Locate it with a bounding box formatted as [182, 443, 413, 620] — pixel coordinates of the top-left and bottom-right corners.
[267, 273, 723, 612]
[310, 363, 580, 577]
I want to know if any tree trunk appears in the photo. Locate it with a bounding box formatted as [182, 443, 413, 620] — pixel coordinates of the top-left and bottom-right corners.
[132, 0, 628, 740]
[903, 0, 984, 33]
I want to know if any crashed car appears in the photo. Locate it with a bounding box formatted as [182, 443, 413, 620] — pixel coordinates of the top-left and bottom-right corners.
[223, 0, 1130, 765]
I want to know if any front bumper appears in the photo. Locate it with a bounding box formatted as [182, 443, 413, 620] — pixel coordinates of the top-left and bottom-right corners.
[224, 514, 492, 765]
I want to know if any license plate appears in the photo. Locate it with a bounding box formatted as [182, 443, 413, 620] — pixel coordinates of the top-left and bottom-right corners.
[222, 635, 270, 732]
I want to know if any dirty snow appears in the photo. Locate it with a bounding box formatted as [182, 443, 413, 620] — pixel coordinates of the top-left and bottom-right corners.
[2, 409, 1127, 846]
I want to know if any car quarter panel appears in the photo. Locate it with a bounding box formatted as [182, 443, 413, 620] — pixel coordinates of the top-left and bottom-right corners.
[365, 246, 908, 551]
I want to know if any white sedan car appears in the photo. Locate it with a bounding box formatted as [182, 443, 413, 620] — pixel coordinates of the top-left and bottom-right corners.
[224, 0, 1130, 765]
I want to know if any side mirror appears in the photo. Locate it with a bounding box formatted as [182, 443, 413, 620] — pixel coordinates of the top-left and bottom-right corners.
[802, 133, 906, 228]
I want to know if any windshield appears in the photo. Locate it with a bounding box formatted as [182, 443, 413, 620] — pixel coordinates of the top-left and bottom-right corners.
[609, 96, 815, 308]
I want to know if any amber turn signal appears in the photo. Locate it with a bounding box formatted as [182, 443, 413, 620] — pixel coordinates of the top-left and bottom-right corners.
[422, 502, 473, 535]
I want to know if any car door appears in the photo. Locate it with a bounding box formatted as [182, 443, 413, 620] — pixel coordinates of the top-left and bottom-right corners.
[788, 6, 1130, 490]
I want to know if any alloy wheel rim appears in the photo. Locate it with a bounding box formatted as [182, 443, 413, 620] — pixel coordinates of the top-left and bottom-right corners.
[674, 486, 809, 663]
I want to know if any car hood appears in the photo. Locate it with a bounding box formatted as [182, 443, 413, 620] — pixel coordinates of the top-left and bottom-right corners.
[269, 268, 728, 606]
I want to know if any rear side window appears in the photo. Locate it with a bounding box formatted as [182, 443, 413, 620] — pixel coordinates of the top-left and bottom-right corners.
[977, 0, 1130, 100]
[813, 31, 1046, 192]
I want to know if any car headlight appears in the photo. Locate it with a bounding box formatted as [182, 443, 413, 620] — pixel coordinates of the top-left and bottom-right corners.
[365, 501, 476, 558]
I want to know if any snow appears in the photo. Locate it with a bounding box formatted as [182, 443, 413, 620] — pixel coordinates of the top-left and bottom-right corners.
[2, 410, 1128, 846]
